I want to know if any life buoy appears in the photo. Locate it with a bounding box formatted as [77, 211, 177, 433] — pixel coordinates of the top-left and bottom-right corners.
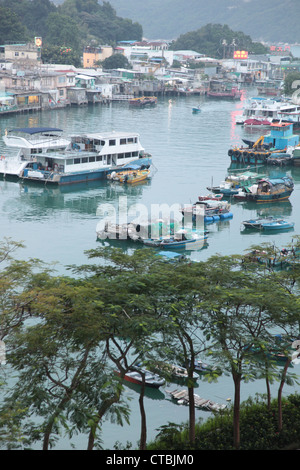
[0, 155, 5, 160]
[53, 163, 58, 171]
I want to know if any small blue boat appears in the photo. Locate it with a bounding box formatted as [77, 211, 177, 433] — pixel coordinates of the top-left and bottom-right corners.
[192, 106, 201, 113]
[242, 217, 294, 231]
[143, 229, 208, 249]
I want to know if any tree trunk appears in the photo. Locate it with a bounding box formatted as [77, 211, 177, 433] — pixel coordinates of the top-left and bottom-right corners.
[139, 374, 147, 450]
[42, 396, 69, 450]
[278, 358, 291, 432]
[188, 383, 196, 444]
[87, 394, 122, 450]
[266, 375, 271, 409]
[233, 372, 241, 450]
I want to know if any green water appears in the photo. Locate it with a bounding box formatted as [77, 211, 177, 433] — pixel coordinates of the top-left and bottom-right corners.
[0, 92, 299, 449]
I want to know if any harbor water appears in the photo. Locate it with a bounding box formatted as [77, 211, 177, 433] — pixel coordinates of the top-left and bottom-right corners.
[0, 90, 299, 449]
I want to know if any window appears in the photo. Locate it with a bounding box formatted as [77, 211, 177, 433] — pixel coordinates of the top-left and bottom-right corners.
[66, 159, 73, 165]
[89, 156, 95, 162]
[96, 155, 102, 161]
[74, 158, 80, 164]
[120, 138, 126, 145]
[82, 157, 88, 163]
[127, 138, 134, 143]
[118, 153, 124, 159]
[109, 139, 116, 146]
[125, 153, 131, 158]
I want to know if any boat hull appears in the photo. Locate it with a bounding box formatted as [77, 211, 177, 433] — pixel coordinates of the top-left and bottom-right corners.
[116, 369, 165, 388]
[20, 156, 152, 185]
[242, 217, 294, 231]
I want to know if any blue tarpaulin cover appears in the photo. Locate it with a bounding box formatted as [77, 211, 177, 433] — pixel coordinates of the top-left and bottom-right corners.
[9, 127, 63, 134]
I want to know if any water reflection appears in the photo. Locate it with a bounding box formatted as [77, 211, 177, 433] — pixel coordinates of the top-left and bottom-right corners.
[4, 178, 152, 221]
[120, 381, 166, 401]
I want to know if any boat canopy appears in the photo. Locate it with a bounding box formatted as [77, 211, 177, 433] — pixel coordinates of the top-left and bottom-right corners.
[258, 177, 292, 184]
[8, 127, 63, 134]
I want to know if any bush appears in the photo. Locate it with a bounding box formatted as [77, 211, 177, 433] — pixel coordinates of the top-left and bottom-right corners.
[148, 394, 300, 450]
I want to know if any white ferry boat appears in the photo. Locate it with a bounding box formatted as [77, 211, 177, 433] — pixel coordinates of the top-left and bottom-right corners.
[0, 127, 152, 185]
[235, 97, 300, 125]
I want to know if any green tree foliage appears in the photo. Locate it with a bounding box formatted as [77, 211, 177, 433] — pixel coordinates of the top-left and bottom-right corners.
[0, 0, 143, 59]
[284, 71, 300, 97]
[169, 24, 268, 59]
[44, 13, 81, 50]
[0, 6, 29, 44]
[1, 241, 300, 450]
[41, 45, 81, 67]
[101, 53, 132, 70]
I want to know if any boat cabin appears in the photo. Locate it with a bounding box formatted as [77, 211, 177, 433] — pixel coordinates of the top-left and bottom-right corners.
[263, 122, 299, 150]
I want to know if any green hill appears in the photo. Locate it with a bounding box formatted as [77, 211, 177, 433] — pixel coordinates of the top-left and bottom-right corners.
[106, 0, 300, 43]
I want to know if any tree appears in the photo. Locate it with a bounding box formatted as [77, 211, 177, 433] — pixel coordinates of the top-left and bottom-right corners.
[195, 254, 296, 450]
[101, 54, 132, 70]
[284, 71, 300, 98]
[45, 12, 80, 50]
[169, 23, 268, 58]
[0, 7, 29, 44]
[41, 45, 81, 67]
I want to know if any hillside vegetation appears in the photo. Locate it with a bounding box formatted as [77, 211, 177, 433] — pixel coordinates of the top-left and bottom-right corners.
[0, 0, 143, 47]
[107, 0, 300, 43]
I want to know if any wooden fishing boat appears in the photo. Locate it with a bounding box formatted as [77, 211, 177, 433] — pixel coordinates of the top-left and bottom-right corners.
[245, 176, 294, 202]
[116, 168, 150, 184]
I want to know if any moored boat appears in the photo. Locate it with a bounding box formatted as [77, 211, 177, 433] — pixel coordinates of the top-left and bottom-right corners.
[152, 363, 198, 382]
[244, 176, 294, 203]
[129, 96, 157, 107]
[207, 81, 241, 100]
[243, 246, 300, 269]
[117, 367, 165, 388]
[241, 216, 294, 231]
[192, 106, 201, 113]
[110, 167, 150, 184]
[0, 128, 152, 185]
[207, 172, 261, 196]
[143, 228, 208, 249]
[266, 152, 293, 166]
[228, 122, 299, 165]
[198, 193, 223, 201]
[235, 97, 300, 125]
[182, 200, 232, 223]
[243, 118, 273, 128]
